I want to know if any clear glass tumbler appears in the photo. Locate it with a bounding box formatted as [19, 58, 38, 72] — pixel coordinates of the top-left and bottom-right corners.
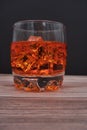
[11, 20, 67, 92]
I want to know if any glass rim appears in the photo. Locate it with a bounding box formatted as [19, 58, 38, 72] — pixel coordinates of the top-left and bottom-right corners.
[13, 20, 66, 32]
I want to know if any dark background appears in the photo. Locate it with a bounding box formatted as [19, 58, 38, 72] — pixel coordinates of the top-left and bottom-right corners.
[0, 0, 87, 75]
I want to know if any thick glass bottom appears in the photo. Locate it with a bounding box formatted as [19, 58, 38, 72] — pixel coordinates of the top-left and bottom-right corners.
[13, 74, 64, 92]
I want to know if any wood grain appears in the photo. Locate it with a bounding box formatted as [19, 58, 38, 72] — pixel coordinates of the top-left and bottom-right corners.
[0, 74, 87, 130]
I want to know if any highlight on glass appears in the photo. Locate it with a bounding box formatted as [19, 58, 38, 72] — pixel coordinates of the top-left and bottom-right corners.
[11, 20, 67, 92]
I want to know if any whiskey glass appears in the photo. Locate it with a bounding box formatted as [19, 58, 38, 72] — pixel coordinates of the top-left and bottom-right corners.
[11, 20, 67, 92]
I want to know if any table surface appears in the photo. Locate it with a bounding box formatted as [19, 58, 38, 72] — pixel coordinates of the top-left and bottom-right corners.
[0, 74, 87, 130]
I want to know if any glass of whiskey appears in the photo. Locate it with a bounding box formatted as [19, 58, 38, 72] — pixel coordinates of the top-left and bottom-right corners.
[11, 20, 67, 92]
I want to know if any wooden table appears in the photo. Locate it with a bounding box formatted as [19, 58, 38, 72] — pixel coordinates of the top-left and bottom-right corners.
[0, 74, 87, 130]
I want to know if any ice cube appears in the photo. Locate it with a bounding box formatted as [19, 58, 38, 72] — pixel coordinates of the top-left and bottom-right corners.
[28, 36, 43, 41]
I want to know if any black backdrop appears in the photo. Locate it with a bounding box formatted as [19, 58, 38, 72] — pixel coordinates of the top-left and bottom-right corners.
[0, 0, 87, 75]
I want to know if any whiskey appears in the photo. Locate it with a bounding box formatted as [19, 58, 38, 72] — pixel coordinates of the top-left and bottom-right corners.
[11, 37, 67, 91]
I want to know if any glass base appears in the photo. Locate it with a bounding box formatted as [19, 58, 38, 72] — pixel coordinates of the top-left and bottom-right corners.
[13, 74, 64, 92]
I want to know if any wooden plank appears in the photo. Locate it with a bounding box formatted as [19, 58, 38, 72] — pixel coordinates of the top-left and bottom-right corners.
[0, 74, 87, 130]
[0, 97, 87, 130]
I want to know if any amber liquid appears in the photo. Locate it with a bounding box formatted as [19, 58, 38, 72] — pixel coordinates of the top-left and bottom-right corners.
[11, 40, 67, 92]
